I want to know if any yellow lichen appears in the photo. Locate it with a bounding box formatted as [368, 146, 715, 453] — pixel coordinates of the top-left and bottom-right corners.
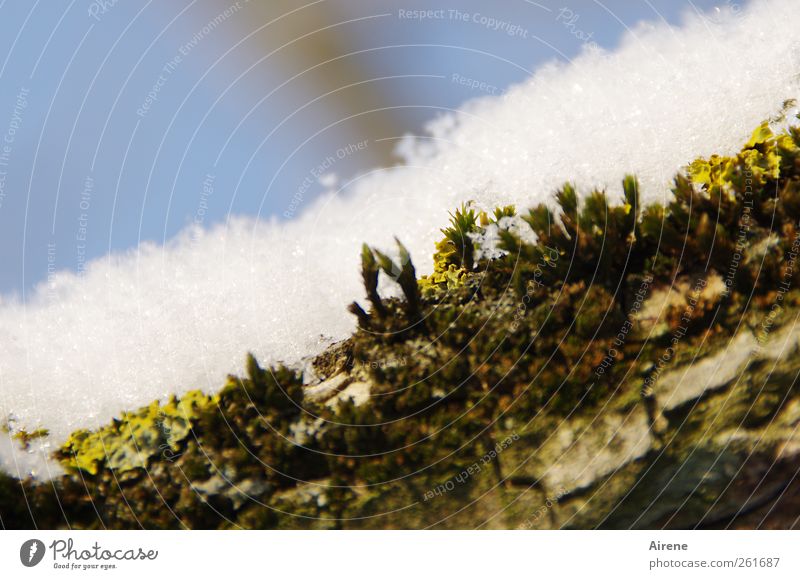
[419, 238, 468, 297]
[11, 428, 49, 450]
[57, 389, 219, 475]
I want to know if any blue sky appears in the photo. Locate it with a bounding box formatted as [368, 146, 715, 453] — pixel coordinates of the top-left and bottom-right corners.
[0, 0, 727, 294]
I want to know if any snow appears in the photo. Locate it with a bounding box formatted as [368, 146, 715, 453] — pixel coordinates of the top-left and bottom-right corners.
[3, 0, 800, 478]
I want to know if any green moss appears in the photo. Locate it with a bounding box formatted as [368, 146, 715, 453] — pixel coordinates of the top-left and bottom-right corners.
[440, 202, 479, 270]
[7, 118, 800, 529]
[419, 203, 481, 297]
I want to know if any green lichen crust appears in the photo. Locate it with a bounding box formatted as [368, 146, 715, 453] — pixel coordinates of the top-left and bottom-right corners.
[4, 120, 800, 529]
[57, 391, 218, 476]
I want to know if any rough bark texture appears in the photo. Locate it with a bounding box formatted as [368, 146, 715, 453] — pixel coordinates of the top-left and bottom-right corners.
[2, 275, 799, 529]
[3, 120, 800, 529]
